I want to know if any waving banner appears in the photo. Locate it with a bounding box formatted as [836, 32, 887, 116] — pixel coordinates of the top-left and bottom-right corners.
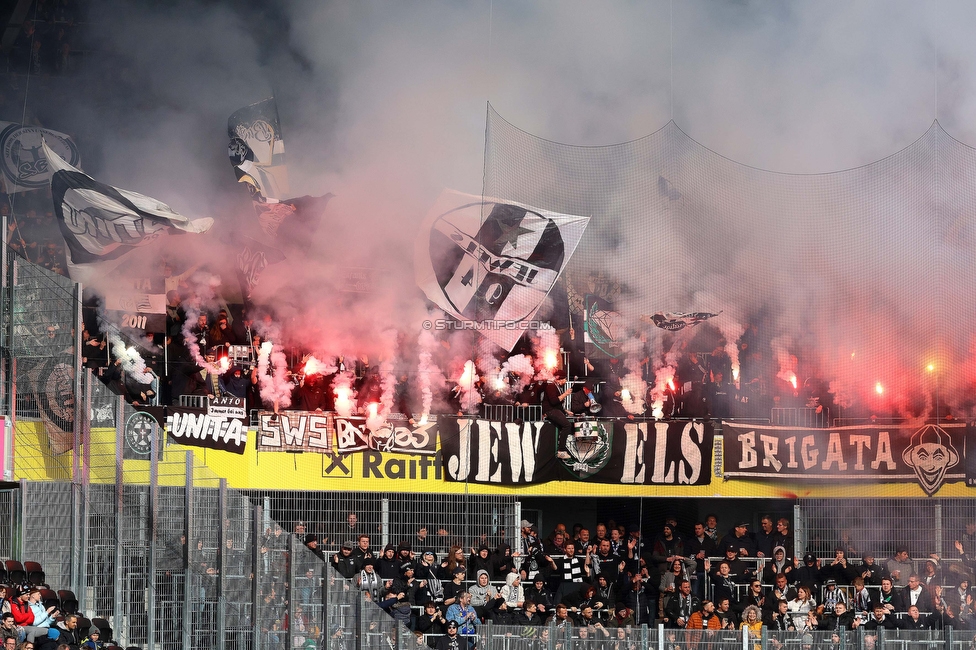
[416, 191, 589, 351]
[228, 97, 289, 201]
[0, 122, 79, 193]
[43, 140, 214, 285]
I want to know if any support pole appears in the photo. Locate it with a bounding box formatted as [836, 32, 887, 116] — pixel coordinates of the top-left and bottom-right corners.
[287, 533, 296, 648]
[113, 395, 124, 645]
[252, 504, 263, 650]
[147, 412, 159, 650]
[182, 452, 193, 650]
[217, 478, 227, 650]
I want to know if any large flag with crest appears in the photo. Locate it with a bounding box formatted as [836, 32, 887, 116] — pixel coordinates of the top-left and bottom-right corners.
[0, 122, 79, 193]
[416, 191, 589, 351]
[42, 140, 214, 285]
[228, 98, 289, 201]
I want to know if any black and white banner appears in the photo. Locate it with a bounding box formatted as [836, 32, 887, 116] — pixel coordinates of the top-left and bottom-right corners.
[42, 140, 214, 285]
[416, 191, 589, 351]
[257, 410, 333, 453]
[440, 418, 712, 486]
[102, 276, 166, 334]
[166, 397, 247, 454]
[723, 421, 973, 496]
[255, 411, 439, 455]
[0, 122, 79, 193]
[335, 415, 438, 455]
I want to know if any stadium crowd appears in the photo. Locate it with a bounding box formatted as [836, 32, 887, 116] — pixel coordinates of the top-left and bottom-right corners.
[290, 514, 976, 647]
[0, 584, 109, 650]
[72, 282, 846, 429]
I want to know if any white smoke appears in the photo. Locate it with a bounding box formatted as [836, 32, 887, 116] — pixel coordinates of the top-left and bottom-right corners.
[371, 330, 399, 430]
[456, 359, 481, 414]
[619, 337, 647, 415]
[771, 334, 797, 388]
[108, 332, 156, 385]
[500, 353, 535, 394]
[256, 340, 293, 411]
[179, 272, 224, 376]
[332, 370, 357, 417]
[417, 330, 438, 419]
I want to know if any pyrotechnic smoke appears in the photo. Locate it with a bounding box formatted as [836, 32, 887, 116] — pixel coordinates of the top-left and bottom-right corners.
[302, 355, 336, 377]
[650, 365, 676, 419]
[332, 371, 356, 417]
[44, 0, 976, 423]
[108, 333, 156, 385]
[370, 330, 399, 430]
[417, 330, 439, 419]
[771, 335, 797, 389]
[618, 338, 647, 415]
[456, 359, 481, 414]
[366, 402, 384, 432]
[533, 327, 561, 381]
[179, 272, 225, 375]
[715, 319, 744, 383]
[500, 354, 535, 394]
[256, 340, 293, 411]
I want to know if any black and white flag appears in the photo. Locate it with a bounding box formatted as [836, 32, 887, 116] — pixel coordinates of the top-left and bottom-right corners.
[42, 140, 214, 285]
[0, 122, 79, 193]
[416, 191, 589, 351]
[228, 97, 289, 201]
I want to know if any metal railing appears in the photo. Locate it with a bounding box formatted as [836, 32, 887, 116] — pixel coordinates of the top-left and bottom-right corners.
[480, 404, 543, 422]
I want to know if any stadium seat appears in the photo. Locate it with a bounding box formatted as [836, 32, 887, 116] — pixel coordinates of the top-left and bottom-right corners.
[24, 562, 45, 586]
[91, 617, 113, 641]
[4, 561, 24, 585]
[57, 589, 78, 614]
[77, 616, 91, 632]
[40, 588, 58, 610]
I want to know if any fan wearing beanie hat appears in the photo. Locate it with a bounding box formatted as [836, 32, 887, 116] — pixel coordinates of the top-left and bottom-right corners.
[81, 626, 103, 650]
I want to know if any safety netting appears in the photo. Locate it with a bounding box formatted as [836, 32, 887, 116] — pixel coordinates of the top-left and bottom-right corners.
[482, 105, 976, 420]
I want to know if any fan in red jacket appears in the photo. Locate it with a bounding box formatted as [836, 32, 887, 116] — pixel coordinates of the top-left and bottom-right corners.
[9, 590, 33, 627]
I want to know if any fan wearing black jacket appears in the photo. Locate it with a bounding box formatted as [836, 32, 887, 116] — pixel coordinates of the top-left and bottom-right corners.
[863, 604, 898, 632]
[764, 599, 796, 631]
[663, 580, 701, 629]
[815, 601, 858, 632]
[416, 601, 448, 640]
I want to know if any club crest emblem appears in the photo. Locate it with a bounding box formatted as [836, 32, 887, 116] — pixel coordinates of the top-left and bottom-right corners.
[125, 412, 156, 457]
[0, 124, 79, 191]
[557, 420, 613, 479]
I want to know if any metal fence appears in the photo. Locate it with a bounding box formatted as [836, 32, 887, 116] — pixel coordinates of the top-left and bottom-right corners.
[796, 498, 976, 560]
[3, 374, 519, 648]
